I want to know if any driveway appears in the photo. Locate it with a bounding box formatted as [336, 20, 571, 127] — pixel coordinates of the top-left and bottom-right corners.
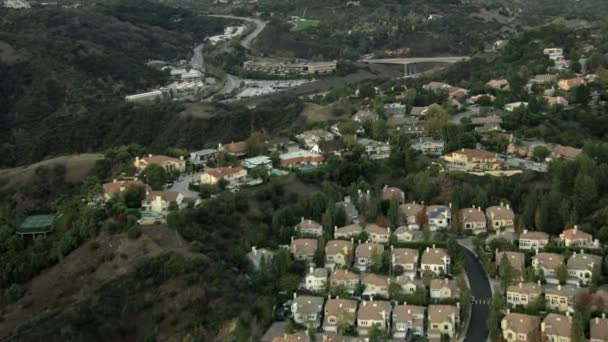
[168, 172, 203, 198]
[460, 242, 492, 342]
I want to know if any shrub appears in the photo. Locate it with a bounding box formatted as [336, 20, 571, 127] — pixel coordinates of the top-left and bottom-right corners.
[127, 226, 142, 239]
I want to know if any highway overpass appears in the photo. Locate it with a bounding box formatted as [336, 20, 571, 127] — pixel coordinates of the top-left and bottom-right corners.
[362, 56, 471, 65]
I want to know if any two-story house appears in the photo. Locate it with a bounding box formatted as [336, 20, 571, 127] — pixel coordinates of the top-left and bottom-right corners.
[532, 252, 564, 284]
[141, 190, 185, 216]
[361, 273, 390, 298]
[365, 224, 391, 244]
[501, 312, 541, 342]
[545, 284, 588, 313]
[542, 313, 572, 342]
[357, 300, 391, 336]
[323, 297, 357, 333]
[200, 166, 247, 185]
[304, 267, 328, 292]
[441, 148, 501, 171]
[567, 251, 602, 286]
[560, 226, 599, 248]
[329, 269, 360, 295]
[496, 250, 525, 281]
[430, 278, 461, 300]
[393, 226, 424, 242]
[591, 316, 608, 342]
[486, 203, 515, 230]
[134, 154, 186, 173]
[459, 206, 487, 235]
[427, 304, 460, 340]
[506, 282, 541, 307]
[391, 247, 419, 279]
[334, 224, 362, 239]
[420, 246, 450, 276]
[296, 218, 323, 237]
[399, 202, 425, 229]
[355, 242, 384, 272]
[381, 186, 406, 204]
[325, 239, 354, 269]
[291, 294, 324, 329]
[426, 204, 451, 231]
[393, 304, 425, 338]
[519, 230, 550, 251]
[102, 179, 149, 202]
[290, 238, 318, 264]
[296, 129, 334, 148]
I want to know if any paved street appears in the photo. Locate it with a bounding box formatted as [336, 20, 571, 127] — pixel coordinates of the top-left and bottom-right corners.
[460, 242, 492, 342]
[502, 156, 548, 172]
[168, 172, 203, 198]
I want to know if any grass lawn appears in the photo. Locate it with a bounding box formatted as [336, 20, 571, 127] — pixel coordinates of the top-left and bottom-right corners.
[291, 18, 320, 31]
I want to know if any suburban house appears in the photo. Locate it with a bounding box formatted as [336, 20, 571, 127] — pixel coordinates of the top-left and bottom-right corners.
[290, 238, 318, 264]
[545, 284, 587, 313]
[545, 96, 569, 107]
[355, 242, 384, 272]
[291, 294, 324, 329]
[200, 166, 247, 185]
[469, 94, 496, 103]
[567, 251, 602, 286]
[420, 246, 450, 276]
[296, 218, 323, 237]
[486, 203, 515, 230]
[558, 77, 585, 91]
[222, 141, 247, 157]
[334, 224, 362, 239]
[296, 129, 334, 148]
[323, 297, 357, 333]
[356, 138, 391, 160]
[442, 148, 501, 171]
[459, 206, 487, 235]
[134, 154, 186, 173]
[410, 137, 445, 154]
[141, 191, 186, 216]
[506, 282, 541, 307]
[246, 246, 274, 271]
[361, 273, 390, 298]
[242, 155, 273, 169]
[427, 304, 459, 340]
[381, 186, 405, 204]
[102, 179, 149, 202]
[365, 224, 391, 244]
[426, 205, 451, 230]
[530, 74, 556, 85]
[356, 300, 391, 336]
[189, 148, 218, 166]
[399, 202, 425, 229]
[336, 198, 359, 224]
[541, 313, 572, 342]
[486, 79, 510, 91]
[496, 251, 525, 280]
[391, 247, 419, 279]
[591, 316, 608, 342]
[384, 103, 407, 116]
[393, 276, 423, 294]
[504, 102, 528, 112]
[519, 230, 550, 251]
[315, 140, 347, 156]
[325, 239, 354, 268]
[392, 304, 425, 338]
[560, 226, 598, 248]
[552, 144, 582, 160]
[353, 109, 379, 123]
[304, 267, 328, 292]
[330, 122, 364, 137]
[532, 252, 565, 284]
[279, 150, 325, 168]
[329, 269, 360, 295]
[430, 278, 461, 300]
[272, 332, 309, 342]
[501, 312, 541, 342]
[393, 226, 424, 242]
[507, 139, 551, 159]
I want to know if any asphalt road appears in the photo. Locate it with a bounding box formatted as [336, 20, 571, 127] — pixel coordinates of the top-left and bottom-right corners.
[362, 56, 470, 65]
[207, 14, 267, 49]
[461, 246, 492, 342]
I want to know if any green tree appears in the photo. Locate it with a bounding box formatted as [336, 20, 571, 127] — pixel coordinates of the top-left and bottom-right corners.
[359, 83, 376, 99]
[425, 105, 449, 139]
[388, 200, 400, 228]
[532, 145, 550, 161]
[574, 84, 591, 105]
[574, 174, 597, 216]
[142, 164, 168, 190]
[556, 264, 568, 285]
[498, 253, 515, 289]
[487, 294, 505, 339]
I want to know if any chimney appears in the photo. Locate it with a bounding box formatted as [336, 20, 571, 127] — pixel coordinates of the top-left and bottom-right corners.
[523, 229, 528, 234]
[135, 156, 140, 162]
[148, 154, 152, 158]
[363, 300, 367, 306]
[478, 207, 481, 212]
[309, 266, 314, 274]
[350, 237, 354, 244]
[291, 236, 294, 244]
[506, 308, 510, 315]
[596, 317, 600, 324]
[328, 294, 331, 300]
[432, 244, 436, 249]
[519, 282, 522, 288]
[603, 313, 607, 319]
[252, 246, 257, 255]
[293, 292, 297, 299]
[507, 204, 510, 209]
[179, 156, 184, 161]
[384, 185, 387, 190]
[113, 179, 117, 183]
[339, 303, 343, 308]
[301, 217, 304, 222]
[574, 225, 578, 231]
[426, 247, 430, 252]
[558, 285, 562, 291]
[500, 202, 504, 207]
[449, 202, 452, 208]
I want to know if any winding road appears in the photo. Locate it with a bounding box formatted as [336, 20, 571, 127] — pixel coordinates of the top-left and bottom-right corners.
[460, 241, 492, 342]
[207, 14, 267, 50]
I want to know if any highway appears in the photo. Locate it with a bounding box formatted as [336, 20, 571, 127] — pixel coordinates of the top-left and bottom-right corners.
[207, 14, 267, 50]
[362, 56, 471, 65]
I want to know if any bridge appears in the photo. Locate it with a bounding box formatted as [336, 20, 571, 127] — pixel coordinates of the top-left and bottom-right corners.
[362, 56, 470, 77]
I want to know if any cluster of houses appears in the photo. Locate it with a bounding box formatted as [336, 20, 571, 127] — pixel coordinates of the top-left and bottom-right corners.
[500, 311, 608, 342]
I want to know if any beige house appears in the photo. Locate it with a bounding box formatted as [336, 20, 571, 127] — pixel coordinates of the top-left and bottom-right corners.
[459, 206, 487, 235]
[442, 148, 501, 171]
[134, 154, 186, 173]
[141, 190, 185, 216]
[361, 273, 390, 298]
[382, 186, 405, 203]
[591, 316, 608, 342]
[519, 230, 549, 251]
[325, 239, 354, 268]
[329, 269, 360, 295]
[545, 284, 587, 313]
[532, 252, 564, 284]
[393, 276, 422, 294]
[567, 251, 602, 286]
[200, 166, 247, 185]
[357, 300, 391, 336]
[486, 78, 510, 91]
[102, 179, 149, 202]
[427, 304, 460, 340]
[391, 247, 419, 278]
[334, 224, 362, 239]
[399, 202, 425, 229]
[558, 77, 585, 91]
[486, 203, 515, 230]
[560, 225, 599, 248]
[290, 238, 318, 264]
[501, 312, 541, 342]
[296, 218, 323, 237]
[355, 242, 384, 272]
[421, 246, 450, 276]
[430, 278, 461, 300]
[542, 313, 572, 342]
[323, 297, 357, 333]
[365, 224, 391, 244]
[393, 226, 424, 242]
[496, 251, 525, 280]
[393, 304, 425, 338]
[506, 282, 541, 307]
